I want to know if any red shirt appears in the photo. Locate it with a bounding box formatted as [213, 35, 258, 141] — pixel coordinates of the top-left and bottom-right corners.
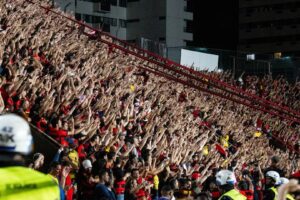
[136, 177, 147, 199]
[216, 144, 227, 157]
[240, 190, 254, 200]
[0, 87, 8, 103]
[36, 118, 47, 132]
[65, 174, 74, 200]
[48, 126, 68, 143]
[256, 119, 263, 129]
[77, 144, 87, 160]
[62, 105, 71, 115]
[211, 191, 221, 199]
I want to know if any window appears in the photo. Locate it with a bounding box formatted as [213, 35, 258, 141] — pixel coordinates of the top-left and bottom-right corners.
[184, 19, 193, 33]
[246, 8, 254, 17]
[119, 0, 127, 7]
[92, 16, 102, 23]
[112, 18, 117, 26]
[126, 39, 136, 43]
[111, 0, 117, 6]
[185, 40, 193, 46]
[119, 19, 127, 28]
[101, 0, 111, 11]
[127, 19, 140, 23]
[102, 23, 110, 32]
[159, 37, 165, 42]
[83, 14, 117, 27]
[75, 13, 81, 20]
[184, 0, 192, 12]
[83, 14, 92, 23]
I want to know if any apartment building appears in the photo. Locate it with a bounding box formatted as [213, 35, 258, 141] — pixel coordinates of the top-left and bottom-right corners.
[239, 0, 300, 57]
[55, 0, 193, 60]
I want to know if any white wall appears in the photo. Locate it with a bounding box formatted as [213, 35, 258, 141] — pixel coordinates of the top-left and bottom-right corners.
[166, 0, 193, 47]
[180, 49, 219, 72]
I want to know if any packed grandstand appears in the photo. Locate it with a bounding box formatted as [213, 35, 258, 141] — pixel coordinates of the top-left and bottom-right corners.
[1, 0, 300, 200]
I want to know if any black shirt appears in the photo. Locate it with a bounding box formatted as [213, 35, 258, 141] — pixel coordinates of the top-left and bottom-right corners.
[263, 188, 276, 200]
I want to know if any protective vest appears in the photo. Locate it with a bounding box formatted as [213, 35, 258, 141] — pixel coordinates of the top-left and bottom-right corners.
[286, 194, 295, 200]
[0, 166, 60, 200]
[219, 189, 247, 200]
[269, 187, 295, 200]
[270, 187, 278, 200]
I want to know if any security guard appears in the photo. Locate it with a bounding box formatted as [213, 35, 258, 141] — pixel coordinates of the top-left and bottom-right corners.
[216, 170, 247, 200]
[0, 114, 63, 200]
[263, 171, 281, 200]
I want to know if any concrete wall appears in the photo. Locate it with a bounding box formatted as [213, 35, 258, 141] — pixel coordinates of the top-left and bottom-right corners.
[166, 0, 193, 47]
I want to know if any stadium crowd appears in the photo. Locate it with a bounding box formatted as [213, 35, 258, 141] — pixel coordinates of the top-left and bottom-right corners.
[1, 0, 300, 200]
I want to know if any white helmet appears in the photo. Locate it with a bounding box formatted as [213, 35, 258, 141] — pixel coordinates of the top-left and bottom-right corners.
[216, 170, 236, 186]
[0, 114, 33, 155]
[266, 171, 281, 185]
[280, 177, 289, 185]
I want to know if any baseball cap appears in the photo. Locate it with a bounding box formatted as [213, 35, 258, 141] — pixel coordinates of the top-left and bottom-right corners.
[82, 159, 92, 170]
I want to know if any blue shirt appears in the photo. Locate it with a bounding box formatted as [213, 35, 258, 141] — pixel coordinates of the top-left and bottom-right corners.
[95, 183, 116, 200]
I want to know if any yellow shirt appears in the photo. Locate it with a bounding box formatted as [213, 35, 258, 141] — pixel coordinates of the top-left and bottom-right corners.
[254, 131, 262, 138]
[221, 135, 229, 148]
[202, 145, 209, 155]
[68, 150, 79, 167]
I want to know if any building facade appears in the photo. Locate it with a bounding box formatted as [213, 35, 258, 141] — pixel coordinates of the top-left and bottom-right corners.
[54, 0, 193, 60]
[239, 0, 300, 57]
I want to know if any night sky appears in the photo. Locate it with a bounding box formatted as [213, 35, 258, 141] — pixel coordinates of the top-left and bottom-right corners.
[192, 0, 238, 50]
